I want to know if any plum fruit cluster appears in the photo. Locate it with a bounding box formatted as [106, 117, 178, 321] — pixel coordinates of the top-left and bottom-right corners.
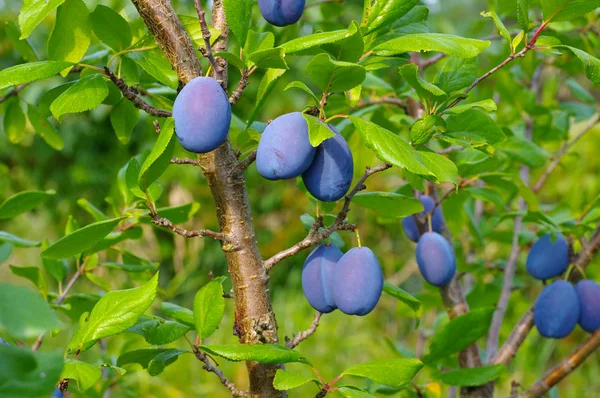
[256, 112, 354, 202]
[258, 0, 306, 27]
[302, 244, 383, 316]
[526, 233, 600, 338]
[172, 77, 232, 154]
[402, 197, 456, 287]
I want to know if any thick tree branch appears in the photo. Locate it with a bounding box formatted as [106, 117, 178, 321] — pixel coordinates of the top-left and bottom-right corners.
[194, 348, 250, 397]
[264, 163, 392, 270]
[285, 312, 322, 349]
[151, 214, 226, 240]
[514, 330, 600, 398]
[104, 67, 172, 117]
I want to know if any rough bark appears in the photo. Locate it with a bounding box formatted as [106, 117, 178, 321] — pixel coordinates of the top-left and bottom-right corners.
[130, 1, 282, 396]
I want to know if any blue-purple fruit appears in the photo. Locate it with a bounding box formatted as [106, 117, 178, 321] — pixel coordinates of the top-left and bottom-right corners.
[301, 244, 342, 313]
[415, 232, 456, 286]
[258, 0, 306, 27]
[534, 280, 580, 338]
[575, 280, 600, 333]
[402, 195, 444, 242]
[526, 233, 569, 280]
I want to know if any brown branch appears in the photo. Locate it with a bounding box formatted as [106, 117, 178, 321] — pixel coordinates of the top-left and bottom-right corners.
[229, 69, 251, 104]
[264, 163, 392, 270]
[0, 83, 28, 104]
[171, 157, 201, 166]
[104, 67, 172, 117]
[285, 312, 322, 349]
[151, 214, 227, 241]
[238, 150, 257, 171]
[532, 114, 599, 193]
[194, 0, 223, 85]
[59, 378, 72, 398]
[514, 330, 600, 398]
[194, 348, 250, 397]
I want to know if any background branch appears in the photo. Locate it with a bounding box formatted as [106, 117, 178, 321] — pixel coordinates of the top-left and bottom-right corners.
[194, 348, 250, 397]
[286, 312, 322, 349]
[151, 214, 226, 240]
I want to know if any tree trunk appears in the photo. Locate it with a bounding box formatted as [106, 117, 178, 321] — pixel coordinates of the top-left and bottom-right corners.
[130, 1, 282, 396]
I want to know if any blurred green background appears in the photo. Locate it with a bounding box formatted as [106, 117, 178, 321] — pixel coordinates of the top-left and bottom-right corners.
[1, 0, 599, 397]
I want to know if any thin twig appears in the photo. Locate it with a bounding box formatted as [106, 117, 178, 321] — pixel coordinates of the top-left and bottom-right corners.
[238, 150, 257, 171]
[104, 67, 172, 117]
[194, 0, 222, 84]
[171, 157, 202, 166]
[151, 214, 227, 241]
[0, 83, 28, 104]
[285, 312, 322, 349]
[264, 163, 392, 270]
[229, 69, 251, 104]
[194, 348, 250, 397]
[513, 330, 600, 398]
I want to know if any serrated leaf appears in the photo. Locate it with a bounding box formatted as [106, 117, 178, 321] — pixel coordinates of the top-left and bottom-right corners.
[400, 63, 447, 107]
[435, 57, 478, 93]
[180, 15, 221, 50]
[90, 5, 132, 51]
[222, 0, 253, 47]
[248, 48, 288, 70]
[517, 0, 530, 31]
[117, 348, 188, 376]
[0, 190, 55, 220]
[128, 316, 190, 345]
[9, 265, 48, 299]
[444, 99, 497, 114]
[61, 359, 102, 391]
[306, 53, 366, 93]
[542, 0, 598, 22]
[244, 30, 275, 59]
[383, 282, 422, 320]
[3, 98, 26, 144]
[0, 347, 64, 398]
[248, 68, 286, 125]
[374, 33, 490, 58]
[353, 192, 423, 218]
[338, 386, 377, 398]
[284, 81, 319, 104]
[362, 0, 420, 34]
[4, 21, 38, 62]
[0, 60, 73, 90]
[273, 369, 318, 391]
[553, 46, 600, 85]
[445, 109, 506, 146]
[50, 74, 109, 120]
[47, 0, 91, 76]
[18, 0, 66, 39]
[27, 103, 64, 150]
[417, 151, 458, 185]
[342, 358, 424, 387]
[193, 280, 225, 340]
[438, 364, 506, 386]
[138, 118, 175, 189]
[127, 50, 179, 89]
[279, 23, 359, 55]
[481, 11, 511, 46]
[199, 344, 309, 364]
[302, 114, 335, 147]
[42, 218, 123, 259]
[496, 137, 548, 168]
[0, 231, 40, 248]
[68, 273, 159, 353]
[110, 98, 140, 144]
[161, 302, 195, 327]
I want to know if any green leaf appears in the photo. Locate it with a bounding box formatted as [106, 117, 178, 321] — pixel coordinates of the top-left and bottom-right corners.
[101, 262, 158, 272]
[349, 117, 433, 177]
[353, 192, 423, 218]
[382, 282, 422, 320]
[399, 63, 447, 106]
[18, 0, 66, 39]
[0, 347, 64, 398]
[138, 118, 175, 189]
[481, 11, 511, 46]
[127, 50, 179, 89]
[542, 0, 598, 22]
[0, 243, 12, 263]
[90, 227, 143, 254]
[410, 115, 444, 145]
[222, 0, 253, 47]
[444, 99, 497, 114]
[67, 273, 159, 353]
[199, 344, 309, 364]
[153, 203, 201, 225]
[193, 280, 225, 340]
[445, 109, 506, 146]
[302, 114, 335, 147]
[553, 46, 600, 85]
[362, 0, 419, 34]
[214, 51, 247, 71]
[374, 33, 490, 58]
[244, 30, 275, 59]
[0, 283, 61, 339]
[50, 74, 109, 120]
[306, 53, 366, 93]
[342, 358, 424, 387]
[110, 98, 140, 144]
[180, 15, 221, 50]
[47, 0, 91, 76]
[90, 5, 132, 51]
[42, 218, 123, 259]
[273, 369, 318, 391]
[61, 359, 102, 391]
[117, 348, 188, 376]
[248, 48, 288, 70]
[77, 198, 109, 222]
[423, 307, 494, 363]
[566, 78, 595, 103]
[161, 302, 195, 328]
[435, 57, 478, 93]
[438, 364, 506, 386]
[0, 190, 55, 219]
[496, 137, 548, 168]
[338, 386, 377, 398]
[41, 240, 68, 282]
[517, 0, 530, 31]
[9, 265, 48, 299]
[0, 60, 73, 90]
[248, 68, 286, 125]
[27, 103, 64, 150]
[465, 187, 504, 211]
[417, 151, 459, 185]
[284, 81, 319, 104]
[128, 316, 190, 345]
[3, 98, 26, 144]
[322, 22, 364, 63]
[0, 231, 40, 248]
[4, 21, 38, 62]
[279, 23, 359, 55]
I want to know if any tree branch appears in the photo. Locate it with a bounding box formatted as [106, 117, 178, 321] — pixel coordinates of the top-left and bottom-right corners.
[513, 330, 600, 398]
[171, 157, 201, 166]
[285, 312, 322, 349]
[194, 0, 223, 85]
[0, 83, 28, 104]
[194, 348, 250, 397]
[104, 67, 172, 117]
[238, 150, 257, 171]
[229, 68, 252, 104]
[151, 214, 227, 241]
[264, 163, 392, 270]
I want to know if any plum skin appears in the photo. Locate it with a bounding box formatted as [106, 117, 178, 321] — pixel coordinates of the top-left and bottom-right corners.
[258, 0, 306, 27]
[256, 112, 316, 180]
[302, 244, 343, 313]
[526, 233, 569, 280]
[302, 125, 354, 202]
[575, 280, 600, 333]
[402, 196, 444, 242]
[332, 247, 384, 316]
[415, 232, 456, 287]
[172, 77, 231, 154]
[534, 280, 580, 338]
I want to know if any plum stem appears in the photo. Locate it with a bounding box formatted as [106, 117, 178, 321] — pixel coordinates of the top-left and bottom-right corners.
[355, 228, 362, 247]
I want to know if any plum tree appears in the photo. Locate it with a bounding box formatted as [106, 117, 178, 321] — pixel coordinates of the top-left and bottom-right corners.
[534, 280, 580, 339]
[301, 244, 342, 313]
[301, 125, 354, 202]
[258, 0, 305, 27]
[575, 280, 600, 333]
[172, 77, 231, 153]
[402, 196, 444, 242]
[526, 233, 570, 280]
[256, 112, 316, 180]
[415, 232, 456, 287]
[331, 247, 383, 316]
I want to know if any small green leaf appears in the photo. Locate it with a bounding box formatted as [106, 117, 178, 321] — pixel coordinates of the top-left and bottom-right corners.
[0, 190, 55, 220]
[27, 103, 64, 150]
[273, 369, 318, 391]
[410, 115, 443, 145]
[399, 63, 447, 106]
[9, 265, 48, 299]
[248, 68, 286, 125]
[0, 231, 40, 248]
[445, 109, 506, 146]
[110, 98, 140, 144]
[284, 81, 319, 104]
[481, 11, 511, 46]
[438, 364, 507, 386]
[127, 50, 179, 89]
[302, 114, 335, 147]
[152, 203, 201, 225]
[61, 359, 102, 391]
[541, 0, 598, 22]
[42, 218, 123, 259]
[138, 119, 175, 189]
[244, 30, 275, 59]
[0, 243, 12, 263]
[128, 316, 190, 345]
[0, 60, 73, 90]
[3, 98, 26, 144]
[374, 33, 490, 58]
[214, 52, 247, 71]
[444, 99, 497, 114]
[50, 74, 109, 120]
[117, 348, 188, 376]
[553, 46, 600, 85]
[496, 137, 548, 168]
[417, 151, 458, 185]
[338, 386, 377, 398]
[41, 240, 68, 282]
[517, 0, 530, 31]
[18, 0, 66, 39]
[4, 21, 38, 62]
[382, 282, 422, 320]
[222, 0, 253, 47]
[306, 53, 366, 93]
[248, 48, 288, 70]
[342, 358, 424, 387]
[90, 5, 132, 51]
[161, 302, 195, 328]
[77, 198, 109, 222]
[279, 23, 359, 55]
[435, 57, 478, 93]
[199, 344, 309, 364]
[193, 280, 225, 340]
[361, 0, 419, 34]
[353, 192, 423, 218]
